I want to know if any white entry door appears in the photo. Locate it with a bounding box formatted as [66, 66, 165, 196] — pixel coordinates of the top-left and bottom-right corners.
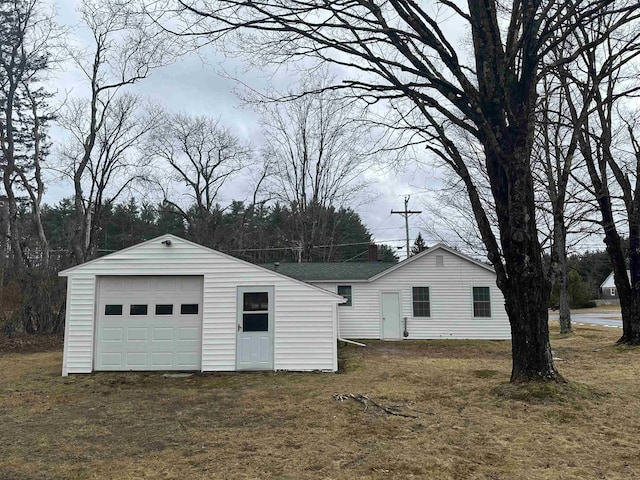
[236, 286, 274, 370]
[381, 292, 402, 340]
[95, 276, 203, 371]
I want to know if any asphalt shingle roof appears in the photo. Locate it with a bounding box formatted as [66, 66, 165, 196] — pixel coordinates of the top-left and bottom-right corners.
[259, 261, 395, 281]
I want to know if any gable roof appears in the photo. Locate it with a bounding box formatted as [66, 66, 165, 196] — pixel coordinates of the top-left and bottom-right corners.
[600, 270, 630, 288]
[368, 243, 495, 281]
[58, 234, 345, 301]
[259, 261, 395, 282]
[260, 243, 494, 283]
[58, 234, 194, 276]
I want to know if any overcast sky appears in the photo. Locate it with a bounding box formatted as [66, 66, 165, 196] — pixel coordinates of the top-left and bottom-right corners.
[44, 0, 464, 260]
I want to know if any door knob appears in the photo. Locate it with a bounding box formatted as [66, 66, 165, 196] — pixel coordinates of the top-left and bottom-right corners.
[238, 324, 241, 331]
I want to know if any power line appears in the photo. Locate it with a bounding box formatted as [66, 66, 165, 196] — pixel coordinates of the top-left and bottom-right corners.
[218, 239, 408, 253]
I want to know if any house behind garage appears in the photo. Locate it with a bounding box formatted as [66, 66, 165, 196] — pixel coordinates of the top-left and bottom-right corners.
[59, 235, 343, 376]
[263, 244, 510, 340]
[599, 270, 626, 300]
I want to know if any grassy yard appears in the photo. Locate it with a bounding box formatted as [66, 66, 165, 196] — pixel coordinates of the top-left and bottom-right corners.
[1, 324, 640, 480]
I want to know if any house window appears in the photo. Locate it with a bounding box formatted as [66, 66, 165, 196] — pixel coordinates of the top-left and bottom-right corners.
[242, 292, 269, 331]
[611, 287, 616, 296]
[337, 285, 352, 306]
[412, 287, 431, 317]
[473, 287, 491, 317]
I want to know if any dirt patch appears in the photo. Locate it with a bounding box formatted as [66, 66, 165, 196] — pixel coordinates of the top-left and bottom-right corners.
[350, 338, 511, 360]
[1, 324, 639, 479]
[0, 333, 63, 354]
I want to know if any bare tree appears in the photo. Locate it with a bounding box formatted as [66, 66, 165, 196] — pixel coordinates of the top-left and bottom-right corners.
[420, 132, 498, 258]
[560, 6, 640, 343]
[532, 75, 583, 334]
[58, 94, 161, 258]
[169, 0, 639, 381]
[257, 72, 375, 260]
[0, 0, 57, 272]
[148, 112, 250, 245]
[60, 0, 175, 263]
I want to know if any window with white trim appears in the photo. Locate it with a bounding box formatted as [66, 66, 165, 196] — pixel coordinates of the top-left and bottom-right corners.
[130, 304, 148, 316]
[611, 287, 616, 296]
[472, 287, 491, 317]
[337, 285, 352, 306]
[412, 287, 431, 317]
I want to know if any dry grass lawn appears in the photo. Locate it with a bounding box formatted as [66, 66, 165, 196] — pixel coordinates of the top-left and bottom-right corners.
[2, 323, 640, 479]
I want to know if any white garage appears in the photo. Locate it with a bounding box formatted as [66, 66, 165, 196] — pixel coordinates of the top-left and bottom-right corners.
[60, 235, 344, 376]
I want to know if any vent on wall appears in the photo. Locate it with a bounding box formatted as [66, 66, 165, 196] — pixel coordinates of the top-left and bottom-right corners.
[436, 255, 444, 267]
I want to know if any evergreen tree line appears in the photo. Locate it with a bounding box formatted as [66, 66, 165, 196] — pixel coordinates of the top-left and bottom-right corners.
[0, 196, 399, 334]
[36, 197, 399, 265]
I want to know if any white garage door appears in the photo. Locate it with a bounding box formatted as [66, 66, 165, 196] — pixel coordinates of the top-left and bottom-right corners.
[95, 276, 203, 371]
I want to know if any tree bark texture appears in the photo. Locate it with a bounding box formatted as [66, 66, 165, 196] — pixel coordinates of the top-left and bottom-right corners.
[470, 1, 559, 381]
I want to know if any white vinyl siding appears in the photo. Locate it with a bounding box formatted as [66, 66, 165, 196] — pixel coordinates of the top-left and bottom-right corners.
[313, 282, 380, 338]
[314, 247, 509, 340]
[61, 275, 96, 375]
[61, 236, 341, 375]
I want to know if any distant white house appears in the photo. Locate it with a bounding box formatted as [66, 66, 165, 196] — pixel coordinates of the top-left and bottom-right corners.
[599, 270, 629, 299]
[59, 235, 344, 376]
[264, 244, 510, 340]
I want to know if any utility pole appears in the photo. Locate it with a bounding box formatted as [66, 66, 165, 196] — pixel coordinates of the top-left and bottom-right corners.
[391, 195, 422, 259]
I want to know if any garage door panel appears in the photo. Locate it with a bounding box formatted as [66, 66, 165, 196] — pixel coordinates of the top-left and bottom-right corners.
[153, 327, 174, 341]
[96, 276, 203, 371]
[104, 280, 125, 292]
[177, 352, 198, 366]
[127, 327, 148, 341]
[126, 352, 148, 366]
[181, 279, 200, 292]
[130, 279, 151, 292]
[100, 352, 123, 367]
[152, 352, 173, 366]
[102, 327, 123, 342]
[156, 278, 176, 292]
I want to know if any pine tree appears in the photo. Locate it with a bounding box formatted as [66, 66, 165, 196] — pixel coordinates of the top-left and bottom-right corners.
[410, 233, 427, 256]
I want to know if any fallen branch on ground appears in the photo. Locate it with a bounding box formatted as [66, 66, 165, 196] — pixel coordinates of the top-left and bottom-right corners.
[333, 393, 418, 418]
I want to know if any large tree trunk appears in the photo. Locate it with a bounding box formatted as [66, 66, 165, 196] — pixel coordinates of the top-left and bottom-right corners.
[505, 283, 557, 382]
[501, 204, 558, 382]
[486, 145, 559, 381]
